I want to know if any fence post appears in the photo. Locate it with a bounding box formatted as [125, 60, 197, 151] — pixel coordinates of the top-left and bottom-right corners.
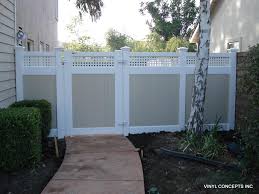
[228, 48, 238, 129]
[114, 49, 124, 134]
[55, 48, 65, 138]
[63, 51, 73, 136]
[121, 46, 130, 135]
[15, 46, 25, 101]
[177, 47, 188, 130]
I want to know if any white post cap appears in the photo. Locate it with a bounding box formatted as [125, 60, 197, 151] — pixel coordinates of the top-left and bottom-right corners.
[121, 46, 131, 52]
[177, 47, 188, 53]
[228, 48, 239, 53]
[15, 46, 25, 51]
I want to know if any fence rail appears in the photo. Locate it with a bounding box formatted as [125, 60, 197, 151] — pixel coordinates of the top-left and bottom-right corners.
[15, 46, 237, 138]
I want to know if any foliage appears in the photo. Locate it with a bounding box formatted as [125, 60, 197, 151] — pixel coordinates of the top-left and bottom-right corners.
[238, 44, 259, 170]
[10, 100, 52, 140]
[131, 32, 196, 52]
[74, 0, 103, 21]
[181, 119, 225, 159]
[64, 16, 103, 52]
[64, 37, 103, 52]
[64, 16, 196, 52]
[165, 36, 196, 52]
[0, 108, 41, 171]
[131, 33, 166, 52]
[140, 0, 198, 40]
[148, 187, 160, 194]
[66, 16, 83, 39]
[201, 122, 225, 159]
[105, 29, 133, 51]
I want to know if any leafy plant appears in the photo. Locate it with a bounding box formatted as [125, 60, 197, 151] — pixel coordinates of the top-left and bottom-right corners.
[237, 44, 259, 170]
[181, 118, 225, 159]
[0, 108, 41, 171]
[140, 0, 198, 40]
[148, 187, 160, 194]
[74, 0, 104, 21]
[105, 29, 133, 51]
[64, 16, 104, 52]
[10, 100, 52, 140]
[166, 36, 196, 52]
[201, 121, 225, 159]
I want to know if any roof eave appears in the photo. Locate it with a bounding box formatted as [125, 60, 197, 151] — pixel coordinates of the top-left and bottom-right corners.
[189, 0, 218, 43]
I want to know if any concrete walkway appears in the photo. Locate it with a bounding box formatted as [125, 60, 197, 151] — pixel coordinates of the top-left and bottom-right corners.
[42, 135, 145, 194]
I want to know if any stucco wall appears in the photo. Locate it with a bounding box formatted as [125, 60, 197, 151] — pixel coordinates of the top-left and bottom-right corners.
[211, 0, 259, 52]
[16, 0, 58, 51]
[23, 75, 57, 128]
[185, 74, 229, 124]
[0, 0, 16, 107]
[130, 74, 180, 126]
[72, 75, 115, 128]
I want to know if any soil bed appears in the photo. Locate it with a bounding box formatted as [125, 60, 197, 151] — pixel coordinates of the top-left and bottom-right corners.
[128, 132, 259, 194]
[0, 138, 65, 194]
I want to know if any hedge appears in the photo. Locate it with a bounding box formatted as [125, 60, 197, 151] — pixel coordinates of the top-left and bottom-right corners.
[237, 44, 259, 170]
[10, 100, 51, 139]
[0, 107, 42, 171]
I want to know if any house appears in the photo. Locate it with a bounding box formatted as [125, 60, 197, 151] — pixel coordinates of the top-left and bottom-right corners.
[190, 0, 259, 52]
[16, 0, 58, 51]
[0, 0, 16, 108]
[0, 0, 58, 108]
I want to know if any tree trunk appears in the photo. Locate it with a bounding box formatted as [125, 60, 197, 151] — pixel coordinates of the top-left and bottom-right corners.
[187, 0, 211, 133]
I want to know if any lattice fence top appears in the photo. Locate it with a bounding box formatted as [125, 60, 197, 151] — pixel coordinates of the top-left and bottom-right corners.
[24, 53, 56, 67]
[130, 53, 179, 67]
[72, 53, 114, 67]
[186, 54, 230, 66]
[22, 51, 231, 68]
[209, 56, 230, 66]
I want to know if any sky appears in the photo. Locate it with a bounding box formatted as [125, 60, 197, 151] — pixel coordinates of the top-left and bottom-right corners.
[58, 0, 151, 45]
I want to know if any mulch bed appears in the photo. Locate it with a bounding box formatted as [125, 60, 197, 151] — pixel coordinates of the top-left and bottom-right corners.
[0, 138, 65, 194]
[128, 132, 259, 194]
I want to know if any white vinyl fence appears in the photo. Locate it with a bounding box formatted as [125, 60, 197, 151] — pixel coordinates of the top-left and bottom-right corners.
[15, 47, 237, 138]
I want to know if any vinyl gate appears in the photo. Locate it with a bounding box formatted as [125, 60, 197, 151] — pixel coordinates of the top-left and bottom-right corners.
[15, 46, 237, 138]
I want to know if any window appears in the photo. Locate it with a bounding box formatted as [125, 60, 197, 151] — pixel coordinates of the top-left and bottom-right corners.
[46, 44, 50, 51]
[40, 41, 44, 51]
[27, 39, 34, 51]
[227, 41, 240, 50]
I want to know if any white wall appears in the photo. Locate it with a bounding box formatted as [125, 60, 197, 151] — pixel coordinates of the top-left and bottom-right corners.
[0, 0, 16, 107]
[211, 0, 259, 52]
[16, 0, 58, 51]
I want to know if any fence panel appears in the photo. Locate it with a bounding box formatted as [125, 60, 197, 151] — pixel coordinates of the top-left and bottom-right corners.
[15, 46, 237, 138]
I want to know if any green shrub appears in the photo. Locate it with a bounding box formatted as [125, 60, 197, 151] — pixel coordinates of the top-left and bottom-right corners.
[238, 44, 259, 170]
[10, 100, 51, 139]
[0, 107, 42, 171]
